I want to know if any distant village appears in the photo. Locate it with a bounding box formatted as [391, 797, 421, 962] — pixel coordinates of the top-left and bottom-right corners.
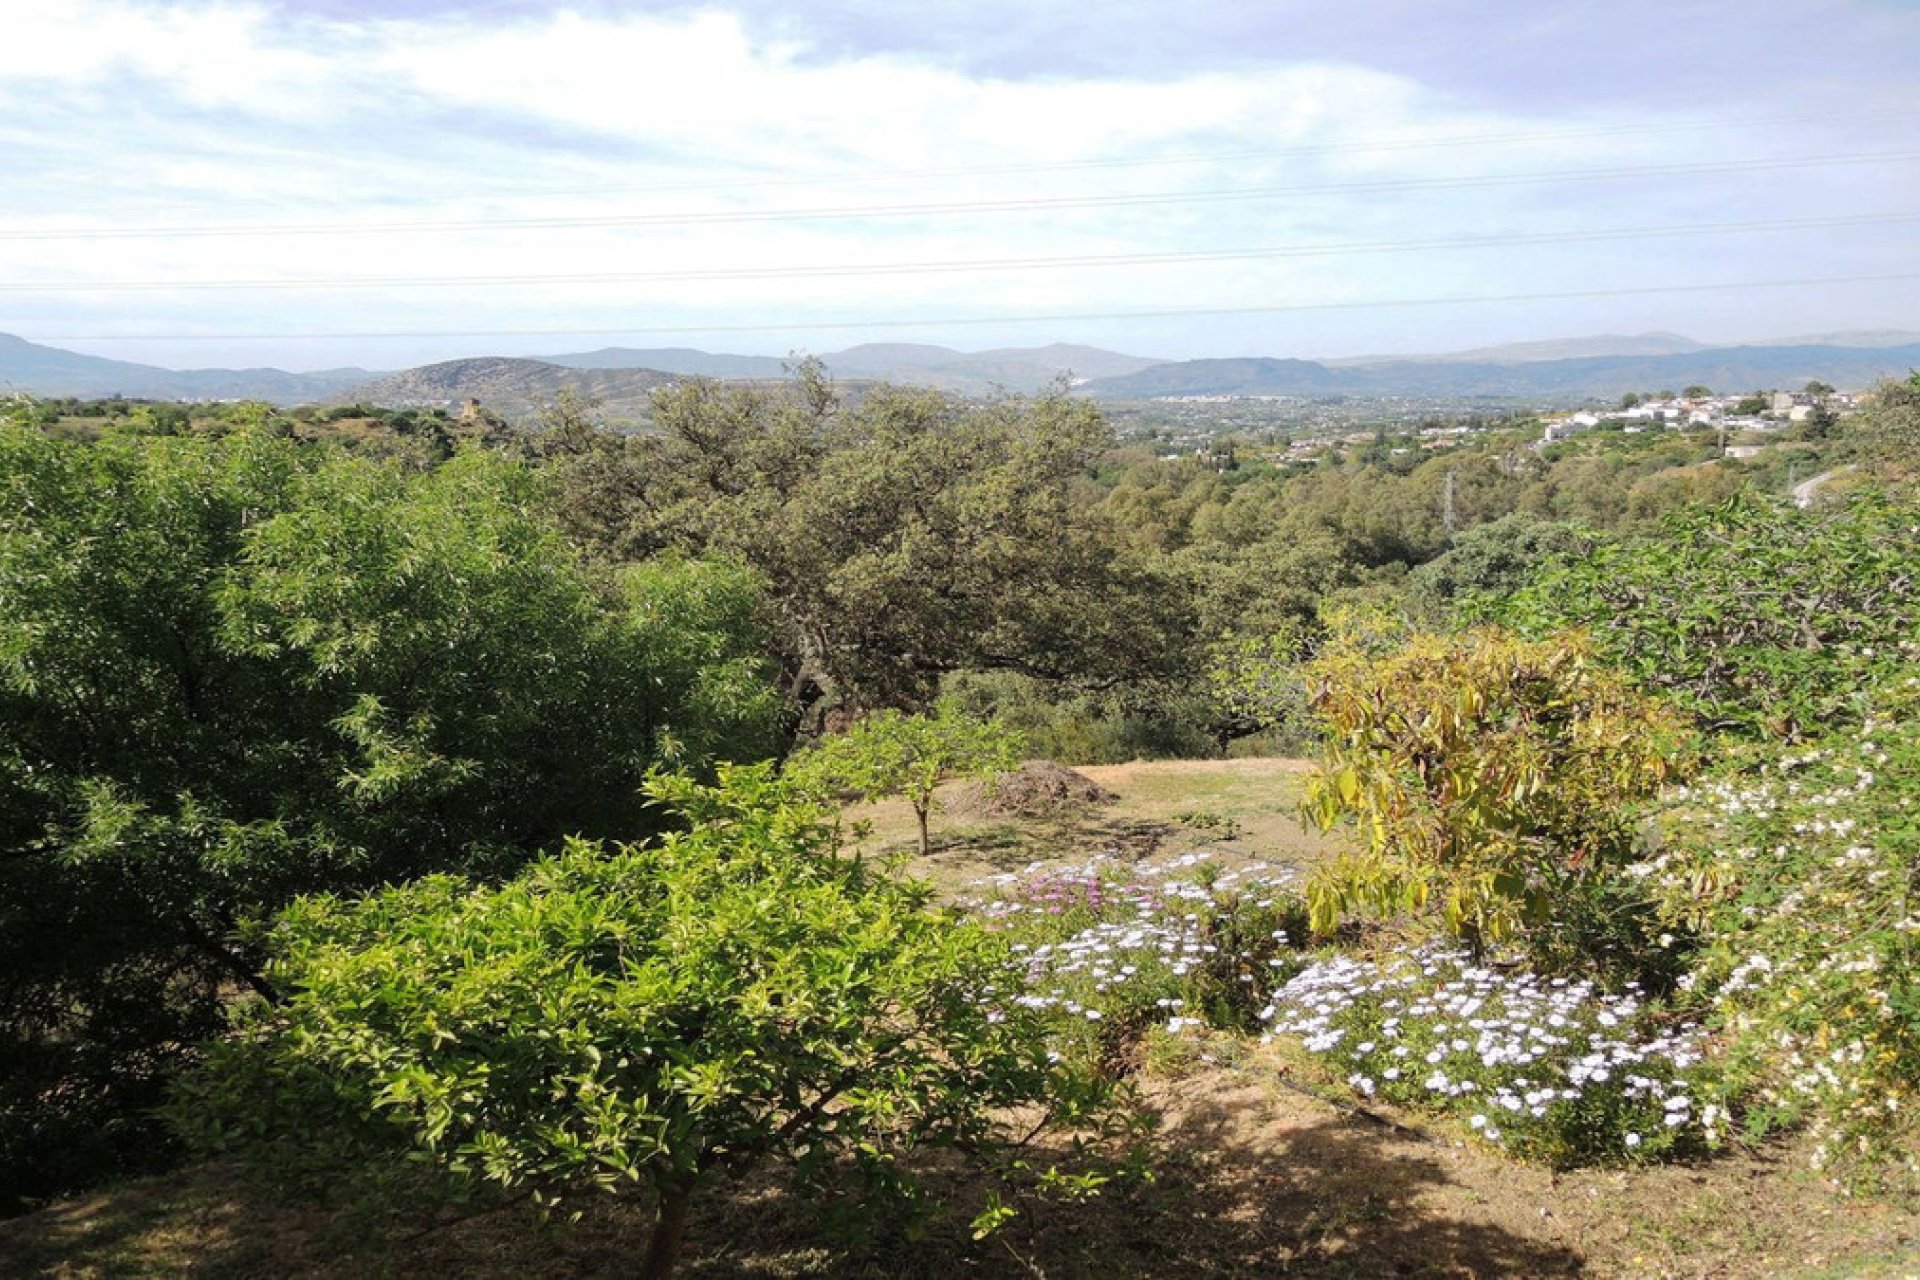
[1538, 385, 1860, 448]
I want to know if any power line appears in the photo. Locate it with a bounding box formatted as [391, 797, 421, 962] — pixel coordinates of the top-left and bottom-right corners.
[5, 210, 1915, 293]
[31, 270, 1920, 343]
[4, 151, 1914, 242]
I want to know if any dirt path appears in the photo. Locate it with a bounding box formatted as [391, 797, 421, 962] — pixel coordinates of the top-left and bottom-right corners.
[1794, 465, 1857, 508]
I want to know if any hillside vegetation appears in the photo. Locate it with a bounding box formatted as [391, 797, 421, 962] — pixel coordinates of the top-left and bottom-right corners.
[3, 371, 1920, 1277]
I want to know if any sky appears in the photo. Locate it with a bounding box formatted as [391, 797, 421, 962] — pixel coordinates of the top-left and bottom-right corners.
[1, 0, 1917, 371]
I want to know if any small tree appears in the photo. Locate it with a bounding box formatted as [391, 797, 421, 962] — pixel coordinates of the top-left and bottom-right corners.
[1301, 628, 1694, 969]
[175, 766, 1115, 1278]
[790, 708, 1022, 856]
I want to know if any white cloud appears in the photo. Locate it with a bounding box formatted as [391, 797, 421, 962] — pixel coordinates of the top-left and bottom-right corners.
[0, 1, 341, 114]
[0, 1, 1912, 367]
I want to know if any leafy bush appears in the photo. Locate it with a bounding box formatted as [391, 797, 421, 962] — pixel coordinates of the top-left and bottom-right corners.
[1493, 491, 1920, 739]
[1264, 946, 1721, 1164]
[1407, 512, 1598, 617]
[1845, 372, 1920, 473]
[1301, 628, 1695, 970]
[939, 669, 1223, 764]
[0, 425, 788, 1208]
[175, 767, 1122, 1277]
[1644, 672, 1920, 1178]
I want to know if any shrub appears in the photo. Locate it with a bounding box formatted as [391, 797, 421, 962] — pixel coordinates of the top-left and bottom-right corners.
[1301, 628, 1695, 971]
[1493, 491, 1920, 740]
[0, 425, 789, 1208]
[1643, 672, 1920, 1178]
[174, 767, 1122, 1277]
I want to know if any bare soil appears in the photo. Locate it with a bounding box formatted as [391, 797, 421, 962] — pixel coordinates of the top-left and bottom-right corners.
[948, 760, 1118, 820]
[7, 1050, 1914, 1279]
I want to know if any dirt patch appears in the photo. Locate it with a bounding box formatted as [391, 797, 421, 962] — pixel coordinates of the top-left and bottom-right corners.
[949, 759, 1117, 820]
[10, 1052, 1917, 1279]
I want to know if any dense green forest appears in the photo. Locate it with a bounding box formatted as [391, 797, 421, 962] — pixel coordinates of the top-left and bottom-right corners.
[3, 371, 1919, 1275]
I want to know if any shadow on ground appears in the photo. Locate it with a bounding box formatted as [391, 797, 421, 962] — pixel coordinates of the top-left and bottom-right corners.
[0, 1084, 1584, 1279]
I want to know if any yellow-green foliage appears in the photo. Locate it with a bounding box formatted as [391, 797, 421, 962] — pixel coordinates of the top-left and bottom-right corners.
[1302, 627, 1694, 955]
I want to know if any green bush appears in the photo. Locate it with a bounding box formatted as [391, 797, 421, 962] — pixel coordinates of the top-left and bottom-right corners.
[175, 767, 1124, 1277]
[0, 425, 788, 1208]
[1493, 491, 1920, 740]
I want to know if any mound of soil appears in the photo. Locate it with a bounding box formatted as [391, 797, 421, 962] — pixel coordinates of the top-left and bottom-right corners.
[950, 760, 1117, 819]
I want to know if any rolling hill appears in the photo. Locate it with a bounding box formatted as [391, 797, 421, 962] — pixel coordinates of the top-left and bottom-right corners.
[0, 333, 372, 401]
[538, 341, 1163, 394]
[4, 331, 1917, 412]
[329, 358, 681, 421]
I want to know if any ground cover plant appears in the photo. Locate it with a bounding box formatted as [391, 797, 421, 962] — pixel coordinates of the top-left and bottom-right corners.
[963, 851, 1313, 1054]
[965, 846, 1724, 1169]
[1262, 946, 1721, 1164]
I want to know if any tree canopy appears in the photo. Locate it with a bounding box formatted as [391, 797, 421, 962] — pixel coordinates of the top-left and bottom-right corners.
[557, 370, 1186, 719]
[0, 422, 786, 1207]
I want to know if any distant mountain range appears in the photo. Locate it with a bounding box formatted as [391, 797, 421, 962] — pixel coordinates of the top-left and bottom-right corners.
[0, 332, 371, 401]
[538, 342, 1164, 393]
[2, 331, 1916, 412]
[1078, 342, 1920, 399]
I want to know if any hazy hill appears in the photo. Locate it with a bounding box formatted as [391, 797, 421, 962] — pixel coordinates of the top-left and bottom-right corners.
[541, 347, 792, 378]
[6, 330, 1917, 411]
[1081, 342, 1920, 400]
[536, 342, 1160, 393]
[333, 358, 679, 422]
[0, 332, 371, 401]
[808, 342, 1161, 393]
[1328, 332, 1709, 367]
[1772, 329, 1920, 349]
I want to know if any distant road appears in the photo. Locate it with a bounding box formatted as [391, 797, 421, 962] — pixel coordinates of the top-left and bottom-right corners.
[1793, 465, 1856, 507]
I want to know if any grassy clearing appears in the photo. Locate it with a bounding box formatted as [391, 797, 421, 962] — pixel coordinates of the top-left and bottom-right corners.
[5, 757, 1918, 1278]
[849, 755, 1339, 892]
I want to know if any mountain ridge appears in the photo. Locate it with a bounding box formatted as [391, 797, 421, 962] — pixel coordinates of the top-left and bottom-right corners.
[1079, 343, 1920, 399]
[3, 331, 1917, 408]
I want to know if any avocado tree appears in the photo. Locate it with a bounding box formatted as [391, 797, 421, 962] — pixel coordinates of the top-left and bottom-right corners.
[1302, 627, 1694, 970]
[175, 767, 1116, 1278]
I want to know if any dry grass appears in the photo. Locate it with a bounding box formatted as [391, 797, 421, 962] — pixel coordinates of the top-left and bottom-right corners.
[849, 755, 1340, 893]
